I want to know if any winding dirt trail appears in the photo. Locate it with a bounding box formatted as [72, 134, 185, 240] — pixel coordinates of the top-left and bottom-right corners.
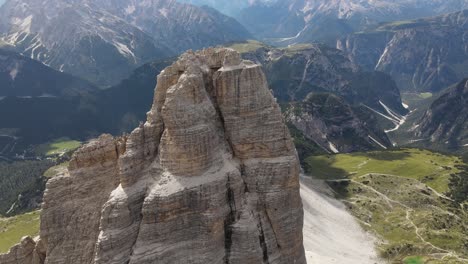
[326, 176, 468, 262]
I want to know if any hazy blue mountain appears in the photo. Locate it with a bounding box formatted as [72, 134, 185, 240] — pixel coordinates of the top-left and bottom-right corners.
[87, 0, 251, 53]
[0, 56, 172, 155]
[338, 10, 468, 92]
[0, 0, 169, 87]
[237, 0, 468, 45]
[0, 0, 251, 86]
[176, 0, 275, 16]
[0, 48, 97, 97]
[176, 0, 250, 16]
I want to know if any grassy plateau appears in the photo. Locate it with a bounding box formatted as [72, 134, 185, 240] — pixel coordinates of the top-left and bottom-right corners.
[304, 149, 467, 263]
[34, 137, 81, 157]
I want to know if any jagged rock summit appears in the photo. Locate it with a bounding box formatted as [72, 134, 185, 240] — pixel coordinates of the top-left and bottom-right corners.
[0, 48, 306, 264]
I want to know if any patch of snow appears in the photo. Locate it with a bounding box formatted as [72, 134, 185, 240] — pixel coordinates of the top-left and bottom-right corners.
[301, 176, 381, 264]
[363, 101, 408, 133]
[375, 46, 390, 70]
[9, 63, 19, 80]
[402, 102, 409, 109]
[363, 104, 400, 125]
[6, 202, 16, 215]
[368, 135, 387, 149]
[125, 5, 136, 15]
[409, 138, 428, 144]
[0, 135, 18, 140]
[463, 144, 468, 147]
[275, 25, 309, 43]
[379, 100, 404, 123]
[302, 1, 313, 13]
[219, 62, 257, 72]
[159, 8, 169, 18]
[38, 94, 57, 98]
[14, 15, 33, 34]
[29, 37, 43, 59]
[328, 141, 339, 154]
[113, 42, 136, 61]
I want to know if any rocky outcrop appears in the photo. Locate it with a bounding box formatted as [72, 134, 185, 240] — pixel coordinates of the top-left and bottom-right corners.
[1, 48, 305, 264]
[0, 237, 44, 264]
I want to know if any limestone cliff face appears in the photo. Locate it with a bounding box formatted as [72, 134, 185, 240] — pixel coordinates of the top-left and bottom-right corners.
[0, 48, 305, 264]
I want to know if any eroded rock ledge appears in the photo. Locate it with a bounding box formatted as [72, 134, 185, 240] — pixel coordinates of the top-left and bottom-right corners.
[0, 48, 305, 264]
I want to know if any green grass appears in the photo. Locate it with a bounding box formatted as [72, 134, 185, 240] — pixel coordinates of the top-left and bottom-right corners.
[0, 211, 40, 253]
[305, 148, 461, 193]
[401, 92, 434, 109]
[43, 162, 69, 178]
[281, 44, 315, 53]
[404, 256, 425, 264]
[34, 137, 81, 157]
[228, 40, 268, 54]
[419, 92, 433, 99]
[304, 149, 467, 263]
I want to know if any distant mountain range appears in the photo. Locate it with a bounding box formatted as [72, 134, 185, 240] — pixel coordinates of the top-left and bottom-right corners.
[240, 42, 406, 113]
[176, 0, 276, 16]
[0, 0, 251, 86]
[0, 49, 172, 153]
[0, 0, 466, 157]
[0, 42, 407, 157]
[338, 10, 468, 93]
[237, 0, 468, 45]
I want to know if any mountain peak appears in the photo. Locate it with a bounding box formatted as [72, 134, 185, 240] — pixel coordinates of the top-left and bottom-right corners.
[0, 0, 251, 86]
[0, 48, 306, 263]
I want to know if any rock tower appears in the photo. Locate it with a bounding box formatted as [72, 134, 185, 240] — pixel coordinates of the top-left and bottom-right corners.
[0, 48, 306, 264]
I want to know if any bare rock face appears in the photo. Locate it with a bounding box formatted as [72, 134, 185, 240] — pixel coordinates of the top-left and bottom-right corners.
[1, 48, 305, 264]
[0, 236, 43, 264]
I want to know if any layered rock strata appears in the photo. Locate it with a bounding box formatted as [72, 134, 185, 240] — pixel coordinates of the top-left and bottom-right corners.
[0, 48, 305, 264]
